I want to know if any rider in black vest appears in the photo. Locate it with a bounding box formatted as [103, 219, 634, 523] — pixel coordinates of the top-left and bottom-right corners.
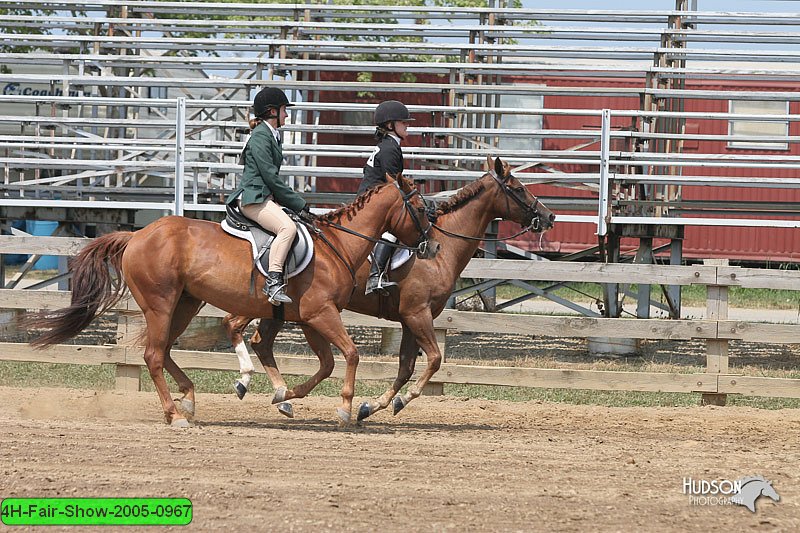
[359, 100, 415, 295]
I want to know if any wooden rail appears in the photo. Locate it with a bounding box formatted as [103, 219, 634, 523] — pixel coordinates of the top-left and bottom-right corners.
[2, 237, 799, 401]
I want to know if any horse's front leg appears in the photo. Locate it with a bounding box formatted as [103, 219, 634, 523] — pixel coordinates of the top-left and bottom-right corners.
[222, 314, 257, 399]
[390, 309, 443, 416]
[307, 307, 361, 427]
[358, 323, 419, 421]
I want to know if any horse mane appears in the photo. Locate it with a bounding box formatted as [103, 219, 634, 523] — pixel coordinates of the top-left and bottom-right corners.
[317, 174, 413, 224]
[433, 177, 486, 217]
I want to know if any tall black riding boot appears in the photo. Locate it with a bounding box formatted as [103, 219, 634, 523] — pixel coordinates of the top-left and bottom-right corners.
[263, 271, 292, 305]
[365, 242, 397, 295]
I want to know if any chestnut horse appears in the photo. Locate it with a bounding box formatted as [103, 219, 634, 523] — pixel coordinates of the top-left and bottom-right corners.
[29, 174, 438, 426]
[224, 157, 555, 420]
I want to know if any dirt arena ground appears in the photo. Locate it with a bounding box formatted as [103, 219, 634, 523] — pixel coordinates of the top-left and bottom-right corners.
[1, 386, 798, 531]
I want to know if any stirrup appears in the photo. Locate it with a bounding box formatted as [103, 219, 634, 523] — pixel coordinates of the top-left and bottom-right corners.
[365, 273, 395, 295]
[263, 283, 292, 304]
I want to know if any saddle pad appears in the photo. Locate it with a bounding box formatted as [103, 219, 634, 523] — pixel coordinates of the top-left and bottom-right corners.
[367, 232, 414, 270]
[221, 217, 314, 279]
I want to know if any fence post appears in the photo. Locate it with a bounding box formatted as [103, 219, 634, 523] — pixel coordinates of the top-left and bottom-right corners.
[115, 309, 144, 391]
[422, 328, 447, 396]
[597, 108, 611, 237]
[702, 258, 728, 406]
[379, 327, 401, 355]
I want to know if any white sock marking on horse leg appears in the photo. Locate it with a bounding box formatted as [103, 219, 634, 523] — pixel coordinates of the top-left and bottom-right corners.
[235, 341, 254, 386]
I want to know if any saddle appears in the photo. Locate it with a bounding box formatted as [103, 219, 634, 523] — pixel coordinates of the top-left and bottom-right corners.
[221, 202, 314, 279]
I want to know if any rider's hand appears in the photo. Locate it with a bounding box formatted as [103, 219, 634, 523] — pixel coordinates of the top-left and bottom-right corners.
[298, 205, 316, 223]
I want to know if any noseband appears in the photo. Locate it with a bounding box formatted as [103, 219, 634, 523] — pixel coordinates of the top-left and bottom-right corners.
[489, 169, 542, 231]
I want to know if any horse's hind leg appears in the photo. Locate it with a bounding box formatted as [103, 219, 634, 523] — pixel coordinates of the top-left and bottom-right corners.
[250, 318, 288, 399]
[250, 319, 334, 418]
[138, 307, 186, 426]
[222, 314, 256, 399]
[358, 323, 419, 421]
[163, 295, 204, 419]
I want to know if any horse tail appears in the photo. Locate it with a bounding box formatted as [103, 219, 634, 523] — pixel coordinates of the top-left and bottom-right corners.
[28, 232, 133, 348]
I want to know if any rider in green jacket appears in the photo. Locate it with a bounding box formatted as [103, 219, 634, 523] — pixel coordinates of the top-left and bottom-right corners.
[226, 87, 312, 304]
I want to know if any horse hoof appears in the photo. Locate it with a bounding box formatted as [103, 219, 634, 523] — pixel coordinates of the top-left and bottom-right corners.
[276, 402, 294, 418]
[392, 396, 407, 416]
[170, 418, 191, 428]
[179, 399, 195, 418]
[234, 381, 248, 400]
[357, 402, 372, 422]
[336, 408, 351, 426]
[272, 387, 287, 404]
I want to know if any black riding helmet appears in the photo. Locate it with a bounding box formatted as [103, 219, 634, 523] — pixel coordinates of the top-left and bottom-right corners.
[253, 87, 294, 119]
[374, 100, 415, 126]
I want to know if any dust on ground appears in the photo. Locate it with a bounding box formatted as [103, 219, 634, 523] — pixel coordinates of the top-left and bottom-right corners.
[1, 386, 798, 532]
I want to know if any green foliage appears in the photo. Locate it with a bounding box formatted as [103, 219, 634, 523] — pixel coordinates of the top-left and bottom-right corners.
[0, 7, 56, 54]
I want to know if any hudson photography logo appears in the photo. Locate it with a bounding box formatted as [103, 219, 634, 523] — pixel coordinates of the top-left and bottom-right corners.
[682, 476, 780, 512]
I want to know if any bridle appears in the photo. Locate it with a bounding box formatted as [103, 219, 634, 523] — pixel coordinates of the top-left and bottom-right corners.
[488, 168, 543, 231]
[428, 169, 545, 242]
[389, 181, 434, 258]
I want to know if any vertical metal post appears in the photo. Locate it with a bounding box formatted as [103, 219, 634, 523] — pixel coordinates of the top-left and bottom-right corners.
[174, 97, 186, 216]
[597, 109, 611, 237]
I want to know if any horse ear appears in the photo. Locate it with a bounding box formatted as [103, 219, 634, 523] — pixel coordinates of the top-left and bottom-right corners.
[384, 172, 398, 184]
[494, 157, 504, 177]
[486, 156, 493, 171]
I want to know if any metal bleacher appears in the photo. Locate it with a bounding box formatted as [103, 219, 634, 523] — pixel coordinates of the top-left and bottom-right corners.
[1, 1, 800, 230]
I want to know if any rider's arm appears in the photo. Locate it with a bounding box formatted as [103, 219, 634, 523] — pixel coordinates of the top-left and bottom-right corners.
[250, 130, 306, 213]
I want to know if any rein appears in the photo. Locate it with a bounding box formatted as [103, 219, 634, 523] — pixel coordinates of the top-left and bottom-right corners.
[429, 168, 542, 242]
[318, 221, 422, 251]
[315, 182, 432, 254]
[304, 181, 433, 286]
[430, 222, 534, 242]
[314, 228, 358, 289]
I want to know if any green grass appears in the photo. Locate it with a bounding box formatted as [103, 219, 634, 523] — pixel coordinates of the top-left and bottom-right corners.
[2, 360, 799, 410]
[494, 282, 800, 310]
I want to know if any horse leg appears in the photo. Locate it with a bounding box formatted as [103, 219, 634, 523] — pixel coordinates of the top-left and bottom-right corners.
[222, 314, 256, 399]
[283, 325, 335, 399]
[391, 310, 443, 416]
[162, 296, 204, 419]
[251, 321, 334, 418]
[307, 308, 361, 427]
[139, 308, 188, 427]
[358, 324, 419, 421]
[248, 318, 296, 417]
